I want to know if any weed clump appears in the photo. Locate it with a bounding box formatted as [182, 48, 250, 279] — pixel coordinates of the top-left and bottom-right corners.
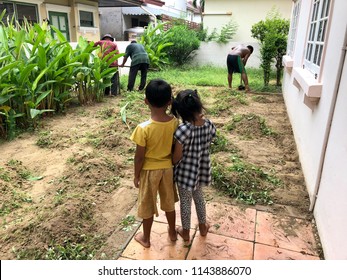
[211, 156, 281, 205]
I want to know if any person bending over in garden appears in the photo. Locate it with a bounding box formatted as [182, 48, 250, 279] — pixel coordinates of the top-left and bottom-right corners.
[227, 44, 253, 92]
[130, 79, 179, 248]
[120, 40, 149, 92]
[94, 34, 120, 96]
[171, 89, 216, 241]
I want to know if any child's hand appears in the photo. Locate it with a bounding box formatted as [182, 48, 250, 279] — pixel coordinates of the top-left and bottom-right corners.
[133, 177, 140, 188]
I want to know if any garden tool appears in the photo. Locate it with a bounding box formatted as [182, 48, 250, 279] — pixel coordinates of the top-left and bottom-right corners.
[238, 75, 245, 90]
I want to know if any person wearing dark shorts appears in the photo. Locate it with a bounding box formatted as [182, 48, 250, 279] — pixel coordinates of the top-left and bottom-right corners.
[226, 45, 253, 91]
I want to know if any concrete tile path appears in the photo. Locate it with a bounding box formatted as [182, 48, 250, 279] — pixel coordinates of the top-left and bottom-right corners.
[118, 202, 321, 260]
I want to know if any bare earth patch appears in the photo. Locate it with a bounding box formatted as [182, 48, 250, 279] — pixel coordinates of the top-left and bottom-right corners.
[0, 89, 318, 259]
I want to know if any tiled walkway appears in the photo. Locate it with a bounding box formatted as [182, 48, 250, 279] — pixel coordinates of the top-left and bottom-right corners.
[118, 202, 321, 260]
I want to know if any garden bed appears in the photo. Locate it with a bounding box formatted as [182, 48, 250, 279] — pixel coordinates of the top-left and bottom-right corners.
[0, 87, 312, 259]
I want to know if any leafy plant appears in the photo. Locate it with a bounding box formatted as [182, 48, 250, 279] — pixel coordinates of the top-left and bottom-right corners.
[119, 215, 138, 231]
[203, 19, 238, 43]
[251, 9, 290, 86]
[210, 132, 228, 153]
[0, 17, 119, 139]
[45, 239, 94, 260]
[217, 20, 239, 43]
[120, 102, 129, 129]
[139, 22, 173, 70]
[166, 24, 200, 65]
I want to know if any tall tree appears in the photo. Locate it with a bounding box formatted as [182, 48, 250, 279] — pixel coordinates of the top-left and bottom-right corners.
[193, 0, 204, 10]
[193, 0, 205, 26]
[251, 11, 289, 86]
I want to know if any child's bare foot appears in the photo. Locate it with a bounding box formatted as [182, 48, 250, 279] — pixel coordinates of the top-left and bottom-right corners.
[176, 226, 190, 241]
[134, 232, 150, 248]
[199, 223, 210, 237]
[168, 226, 177, 241]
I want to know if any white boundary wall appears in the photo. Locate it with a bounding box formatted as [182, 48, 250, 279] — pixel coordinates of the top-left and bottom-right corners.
[191, 41, 261, 68]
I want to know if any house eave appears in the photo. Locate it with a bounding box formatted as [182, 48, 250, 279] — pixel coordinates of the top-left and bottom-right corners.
[98, 0, 164, 7]
[98, 0, 144, 7]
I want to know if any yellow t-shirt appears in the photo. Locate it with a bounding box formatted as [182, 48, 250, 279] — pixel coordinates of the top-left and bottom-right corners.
[130, 117, 179, 170]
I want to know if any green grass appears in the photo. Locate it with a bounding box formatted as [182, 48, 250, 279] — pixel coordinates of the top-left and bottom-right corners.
[36, 130, 53, 148]
[211, 155, 281, 205]
[148, 65, 226, 87]
[209, 130, 279, 205]
[226, 113, 277, 139]
[44, 234, 105, 260]
[144, 65, 282, 93]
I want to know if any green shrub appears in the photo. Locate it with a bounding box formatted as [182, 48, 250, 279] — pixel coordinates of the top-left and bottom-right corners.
[166, 25, 200, 65]
[251, 9, 289, 86]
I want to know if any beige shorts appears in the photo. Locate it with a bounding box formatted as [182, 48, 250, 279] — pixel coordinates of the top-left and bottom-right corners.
[137, 168, 178, 219]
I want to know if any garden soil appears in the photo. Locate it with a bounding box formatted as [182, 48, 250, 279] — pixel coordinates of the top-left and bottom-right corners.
[0, 88, 316, 259]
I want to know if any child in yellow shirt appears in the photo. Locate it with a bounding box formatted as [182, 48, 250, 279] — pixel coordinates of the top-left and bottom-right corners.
[130, 79, 179, 248]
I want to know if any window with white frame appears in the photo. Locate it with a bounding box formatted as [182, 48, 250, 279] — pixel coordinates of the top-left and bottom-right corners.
[287, 0, 301, 57]
[304, 0, 331, 77]
[0, 1, 38, 25]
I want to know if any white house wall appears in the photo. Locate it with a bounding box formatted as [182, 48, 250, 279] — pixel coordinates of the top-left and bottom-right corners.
[282, 0, 347, 259]
[204, 0, 292, 42]
[314, 50, 347, 260]
[99, 7, 128, 41]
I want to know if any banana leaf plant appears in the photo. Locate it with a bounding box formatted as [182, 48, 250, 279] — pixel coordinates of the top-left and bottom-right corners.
[139, 21, 174, 70]
[0, 12, 122, 139]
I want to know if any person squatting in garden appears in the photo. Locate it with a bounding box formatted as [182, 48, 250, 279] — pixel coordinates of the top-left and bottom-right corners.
[227, 44, 254, 92]
[94, 34, 120, 96]
[130, 79, 179, 248]
[171, 89, 217, 241]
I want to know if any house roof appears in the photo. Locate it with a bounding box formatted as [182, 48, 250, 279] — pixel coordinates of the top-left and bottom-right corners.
[98, 0, 164, 7]
[122, 6, 181, 18]
[98, 0, 143, 7]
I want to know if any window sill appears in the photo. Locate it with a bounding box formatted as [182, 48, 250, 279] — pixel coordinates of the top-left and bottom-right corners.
[292, 67, 322, 110]
[292, 67, 322, 98]
[78, 26, 98, 34]
[282, 55, 293, 72]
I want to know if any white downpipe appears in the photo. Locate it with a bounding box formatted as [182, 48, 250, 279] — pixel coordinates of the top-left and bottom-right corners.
[310, 28, 347, 211]
[141, 6, 157, 26]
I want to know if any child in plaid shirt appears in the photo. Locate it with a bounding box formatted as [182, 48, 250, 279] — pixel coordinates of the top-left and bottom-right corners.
[171, 89, 216, 241]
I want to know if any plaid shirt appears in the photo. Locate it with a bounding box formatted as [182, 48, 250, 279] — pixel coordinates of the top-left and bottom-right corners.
[174, 119, 216, 191]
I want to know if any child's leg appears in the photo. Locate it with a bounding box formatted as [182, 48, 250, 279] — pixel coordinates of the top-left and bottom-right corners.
[135, 216, 153, 248]
[165, 210, 177, 241]
[192, 187, 209, 236]
[177, 187, 193, 241]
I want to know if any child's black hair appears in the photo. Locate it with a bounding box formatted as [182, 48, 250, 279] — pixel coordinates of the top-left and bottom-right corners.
[171, 89, 205, 123]
[247, 45, 254, 53]
[145, 79, 172, 108]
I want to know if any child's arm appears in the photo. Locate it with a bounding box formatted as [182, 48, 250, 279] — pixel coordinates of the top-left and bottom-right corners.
[172, 141, 183, 165]
[134, 145, 145, 188]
